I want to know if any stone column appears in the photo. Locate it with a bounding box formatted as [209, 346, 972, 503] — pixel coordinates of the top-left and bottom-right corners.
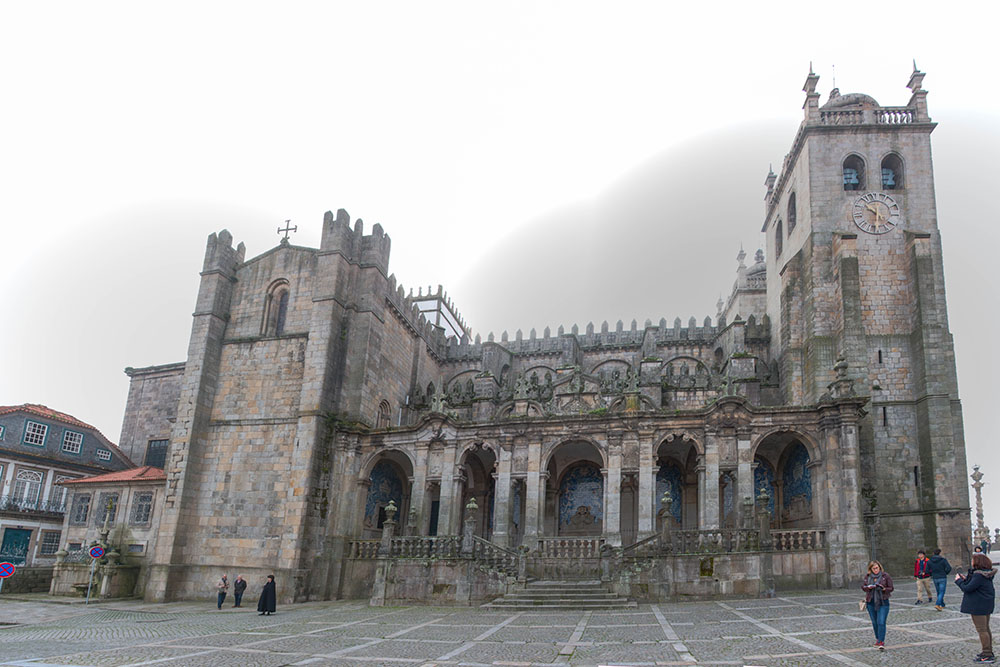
[696, 458, 706, 529]
[604, 441, 623, 546]
[524, 441, 543, 543]
[410, 444, 429, 536]
[492, 446, 513, 547]
[703, 433, 721, 529]
[638, 439, 655, 538]
[437, 443, 458, 535]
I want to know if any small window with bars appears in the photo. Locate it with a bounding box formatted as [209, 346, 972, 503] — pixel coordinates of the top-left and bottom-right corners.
[130, 492, 154, 525]
[96, 448, 112, 461]
[70, 494, 91, 525]
[68, 543, 82, 552]
[39, 531, 61, 555]
[24, 421, 48, 446]
[127, 543, 145, 554]
[62, 431, 83, 454]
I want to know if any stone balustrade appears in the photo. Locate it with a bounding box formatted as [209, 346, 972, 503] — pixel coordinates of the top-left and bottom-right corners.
[876, 107, 914, 124]
[534, 537, 605, 558]
[346, 539, 380, 559]
[772, 529, 825, 551]
[390, 535, 462, 558]
[666, 529, 760, 554]
[471, 536, 519, 577]
[819, 107, 914, 126]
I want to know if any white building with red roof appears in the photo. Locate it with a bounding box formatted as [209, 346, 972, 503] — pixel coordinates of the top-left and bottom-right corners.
[0, 404, 132, 568]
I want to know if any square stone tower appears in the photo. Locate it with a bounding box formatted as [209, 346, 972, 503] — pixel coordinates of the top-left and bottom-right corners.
[761, 65, 970, 572]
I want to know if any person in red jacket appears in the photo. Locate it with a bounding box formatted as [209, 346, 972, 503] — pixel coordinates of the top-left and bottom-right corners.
[862, 560, 894, 650]
[914, 550, 933, 604]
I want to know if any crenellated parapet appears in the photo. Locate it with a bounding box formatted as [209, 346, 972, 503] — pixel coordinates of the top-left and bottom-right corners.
[320, 208, 392, 276]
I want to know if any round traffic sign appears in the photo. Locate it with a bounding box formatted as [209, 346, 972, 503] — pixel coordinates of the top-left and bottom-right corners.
[0, 562, 15, 578]
[89, 546, 105, 559]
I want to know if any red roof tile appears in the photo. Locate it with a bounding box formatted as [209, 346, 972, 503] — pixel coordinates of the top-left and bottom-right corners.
[59, 466, 166, 485]
[0, 403, 97, 430]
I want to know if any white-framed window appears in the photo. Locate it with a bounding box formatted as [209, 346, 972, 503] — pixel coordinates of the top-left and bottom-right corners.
[39, 531, 61, 555]
[94, 492, 119, 526]
[51, 476, 75, 509]
[13, 469, 44, 505]
[23, 421, 48, 446]
[0, 424, 5, 440]
[62, 431, 83, 454]
[96, 449, 112, 461]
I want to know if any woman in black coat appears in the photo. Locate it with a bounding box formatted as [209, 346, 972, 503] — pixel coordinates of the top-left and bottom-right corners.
[955, 552, 996, 663]
[257, 575, 277, 616]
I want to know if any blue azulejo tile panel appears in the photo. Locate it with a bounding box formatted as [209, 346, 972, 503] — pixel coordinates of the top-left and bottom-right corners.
[655, 463, 683, 523]
[782, 443, 812, 509]
[559, 463, 603, 528]
[364, 460, 404, 527]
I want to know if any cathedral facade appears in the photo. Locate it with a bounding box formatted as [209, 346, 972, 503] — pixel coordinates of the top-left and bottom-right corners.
[118, 67, 970, 603]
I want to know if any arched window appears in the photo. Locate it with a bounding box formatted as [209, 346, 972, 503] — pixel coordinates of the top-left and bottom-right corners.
[775, 219, 783, 258]
[13, 469, 43, 506]
[881, 153, 903, 190]
[787, 192, 797, 232]
[843, 155, 866, 191]
[262, 280, 290, 336]
[376, 400, 391, 429]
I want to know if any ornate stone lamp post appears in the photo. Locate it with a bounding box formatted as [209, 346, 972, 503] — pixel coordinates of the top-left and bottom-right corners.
[972, 465, 987, 544]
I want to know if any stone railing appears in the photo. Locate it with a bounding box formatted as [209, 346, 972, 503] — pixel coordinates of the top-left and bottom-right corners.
[472, 536, 520, 577]
[535, 537, 605, 558]
[390, 535, 462, 559]
[819, 107, 915, 126]
[876, 107, 913, 124]
[346, 539, 381, 559]
[0, 495, 65, 517]
[620, 533, 660, 558]
[772, 529, 825, 551]
[666, 529, 760, 554]
[819, 109, 863, 125]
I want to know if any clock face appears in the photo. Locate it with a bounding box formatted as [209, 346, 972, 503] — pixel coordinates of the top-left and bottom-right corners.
[852, 192, 900, 235]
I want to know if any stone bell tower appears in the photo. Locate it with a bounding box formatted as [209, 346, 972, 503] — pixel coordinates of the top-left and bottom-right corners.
[761, 64, 970, 572]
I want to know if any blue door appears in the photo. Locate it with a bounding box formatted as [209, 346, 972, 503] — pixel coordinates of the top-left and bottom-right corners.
[0, 528, 32, 566]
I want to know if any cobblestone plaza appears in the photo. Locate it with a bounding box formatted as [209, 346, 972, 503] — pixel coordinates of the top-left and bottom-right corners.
[0, 581, 991, 666]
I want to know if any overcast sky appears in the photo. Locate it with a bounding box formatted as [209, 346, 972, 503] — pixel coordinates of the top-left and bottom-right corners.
[3, 2, 999, 534]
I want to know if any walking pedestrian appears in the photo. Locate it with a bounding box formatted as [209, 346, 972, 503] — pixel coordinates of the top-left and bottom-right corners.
[929, 547, 952, 610]
[862, 560, 893, 650]
[216, 574, 229, 610]
[956, 552, 997, 663]
[257, 574, 276, 616]
[233, 575, 247, 608]
[914, 550, 933, 604]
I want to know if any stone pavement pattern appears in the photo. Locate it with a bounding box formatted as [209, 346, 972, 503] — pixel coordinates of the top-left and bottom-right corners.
[0, 583, 993, 666]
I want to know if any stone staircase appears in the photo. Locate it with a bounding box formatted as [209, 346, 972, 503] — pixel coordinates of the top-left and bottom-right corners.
[482, 580, 635, 610]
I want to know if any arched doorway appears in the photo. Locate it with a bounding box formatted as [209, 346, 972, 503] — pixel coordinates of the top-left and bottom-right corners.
[754, 433, 816, 529]
[655, 437, 699, 532]
[361, 450, 413, 538]
[544, 441, 605, 537]
[458, 443, 497, 539]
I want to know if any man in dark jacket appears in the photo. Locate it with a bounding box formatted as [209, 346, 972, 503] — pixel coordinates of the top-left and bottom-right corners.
[233, 575, 247, 608]
[956, 553, 997, 663]
[929, 548, 952, 610]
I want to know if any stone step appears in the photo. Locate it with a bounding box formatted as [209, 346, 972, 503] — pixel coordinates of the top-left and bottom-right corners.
[482, 599, 637, 610]
[505, 591, 621, 599]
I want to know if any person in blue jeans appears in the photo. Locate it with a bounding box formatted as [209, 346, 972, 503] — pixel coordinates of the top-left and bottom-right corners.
[862, 560, 894, 650]
[929, 548, 953, 610]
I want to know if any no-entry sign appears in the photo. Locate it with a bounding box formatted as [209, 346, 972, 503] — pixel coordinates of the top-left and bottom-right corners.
[0, 562, 14, 578]
[89, 546, 105, 559]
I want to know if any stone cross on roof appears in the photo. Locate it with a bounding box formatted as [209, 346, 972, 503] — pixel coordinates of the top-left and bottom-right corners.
[277, 220, 297, 244]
